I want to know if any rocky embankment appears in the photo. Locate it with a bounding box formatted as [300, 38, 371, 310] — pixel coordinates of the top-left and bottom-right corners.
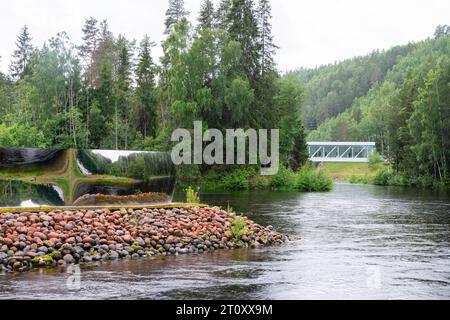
[0, 206, 287, 272]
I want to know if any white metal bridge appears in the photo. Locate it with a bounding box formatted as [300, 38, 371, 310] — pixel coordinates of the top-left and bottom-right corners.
[307, 142, 376, 163]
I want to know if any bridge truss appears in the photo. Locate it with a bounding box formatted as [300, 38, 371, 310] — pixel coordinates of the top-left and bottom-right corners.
[307, 142, 376, 163]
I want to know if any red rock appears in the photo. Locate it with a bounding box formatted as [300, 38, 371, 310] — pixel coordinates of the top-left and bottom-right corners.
[53, 214, 64, 222]
[1, 238, 13, 246]
[48, 232, 59, 239]
[17, 216, 28, 223]
[44, 240, 55, 247]
[65, 237, 75, 244]
[16, 226, 28, 234]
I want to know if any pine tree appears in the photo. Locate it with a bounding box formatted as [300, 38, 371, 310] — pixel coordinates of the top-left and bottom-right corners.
[434, 24, 450, 38]
[215, 0, 233, 30]
[79, 17, 99, 147]
[227, 0, 261, 82]
[257, 0, 278, 74]
[135, 36, 157, 138]
[96, 62, 114, 122]
[198, 0, 215, 31]
[79, 17, 99, 85]
[164, 0, 190, 34]
[115, 36, 133, 149]
[9, 25, 33, 81]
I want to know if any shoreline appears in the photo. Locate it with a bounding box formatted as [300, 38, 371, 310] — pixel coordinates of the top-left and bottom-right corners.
[0, 205, 287, 273]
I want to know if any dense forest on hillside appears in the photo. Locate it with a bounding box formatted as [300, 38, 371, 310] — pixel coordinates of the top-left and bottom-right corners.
[291, 26, 450, 187]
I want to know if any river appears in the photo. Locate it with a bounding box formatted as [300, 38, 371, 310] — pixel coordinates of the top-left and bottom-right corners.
[0, 183, 449, 299]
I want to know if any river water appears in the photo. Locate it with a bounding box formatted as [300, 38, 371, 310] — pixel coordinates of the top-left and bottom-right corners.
[0, 183, 449, 300]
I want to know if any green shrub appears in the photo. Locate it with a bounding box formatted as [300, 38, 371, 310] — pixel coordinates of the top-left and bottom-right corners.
[368, 152, 383, 170]
[185, 186, 200, 203]
[269, 166, 296, 190]
[373, 168, 393, 186]
[349, 175, 372, 184]
[295, 164, 333, 191]
[249, 175, 270, 190]
[231, 216, 248, 241]
[219, 170, 250, 190]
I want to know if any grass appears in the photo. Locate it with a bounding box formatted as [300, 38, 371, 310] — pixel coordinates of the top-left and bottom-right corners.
[319, 162, 383, 183]
[185, 186, 200, 204]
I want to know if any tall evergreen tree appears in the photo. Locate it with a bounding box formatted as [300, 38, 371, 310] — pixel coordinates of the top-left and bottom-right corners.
[79, 17, 99, 85]
[79, 17, 99, 147]
[257, 0, 278, 74]
[198, 0, 215, 31]
[164, 0, 190, 34]
[227, 0, 261, 83]
[9, 25, 33, 81]
[215, 0, 233, 30]
[135, 36, 157, 138]
[115, 36, 133, 149]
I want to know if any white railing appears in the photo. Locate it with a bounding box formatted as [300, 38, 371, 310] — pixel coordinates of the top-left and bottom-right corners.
[307, 142, 376, 163]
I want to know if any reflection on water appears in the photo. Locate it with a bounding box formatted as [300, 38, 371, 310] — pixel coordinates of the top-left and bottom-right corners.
[0, 148, 176, 207]
[1, 183, 449, 300]
[0, 181, 65, 207]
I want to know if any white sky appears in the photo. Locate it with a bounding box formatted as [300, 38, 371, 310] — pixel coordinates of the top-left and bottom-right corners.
[0, 0, 449, 74]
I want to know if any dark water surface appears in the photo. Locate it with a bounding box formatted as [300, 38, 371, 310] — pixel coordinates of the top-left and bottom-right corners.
[0, 183, 449, 299]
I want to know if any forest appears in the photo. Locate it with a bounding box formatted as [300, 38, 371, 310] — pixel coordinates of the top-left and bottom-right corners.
[292, 26, 450, 188]
[0, 0, 317, 191]
[0, 0, 448, 189]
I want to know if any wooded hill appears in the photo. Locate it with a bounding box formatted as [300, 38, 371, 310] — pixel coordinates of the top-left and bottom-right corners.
[290, 27, 450, 184]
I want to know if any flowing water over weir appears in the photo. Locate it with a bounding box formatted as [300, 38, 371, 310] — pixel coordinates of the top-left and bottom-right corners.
[0, 148, 175, 207]
[0, 183, 449, 299]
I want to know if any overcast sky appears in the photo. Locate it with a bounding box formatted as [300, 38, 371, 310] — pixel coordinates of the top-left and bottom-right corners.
[0, 0, 449, 74]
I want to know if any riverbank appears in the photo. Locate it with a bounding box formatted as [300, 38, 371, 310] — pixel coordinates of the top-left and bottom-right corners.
[177, 164, 333, 192]
[319, 162, 449, 189]
[0, 206, 286, 272]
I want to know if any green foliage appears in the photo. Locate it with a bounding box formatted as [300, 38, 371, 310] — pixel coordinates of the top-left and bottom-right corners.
[368, 152, 383, 170]
[295, 164, 333, 192]
[226, 201, 235, 214]
[349, 175, 372, 185]
[231, 215, 248, 242]
[373, 168, 393, 186]
[0, 3, 308, 173]
[275, 76, 308, 170]
[9, 25, 33, 81]
[185, 186, 200, 203]
[304, 32, 450, 188]
[0, 124, 47, 147]
[219, 169, 251, 190]
[269, 166, 295, 189]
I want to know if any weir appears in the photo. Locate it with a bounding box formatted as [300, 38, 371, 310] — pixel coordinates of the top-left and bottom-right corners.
[0, 148, 176, 208]
[307, 142, 376, 163]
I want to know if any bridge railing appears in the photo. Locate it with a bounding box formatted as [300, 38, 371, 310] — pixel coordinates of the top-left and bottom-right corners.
[307, 142, 376, 163]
